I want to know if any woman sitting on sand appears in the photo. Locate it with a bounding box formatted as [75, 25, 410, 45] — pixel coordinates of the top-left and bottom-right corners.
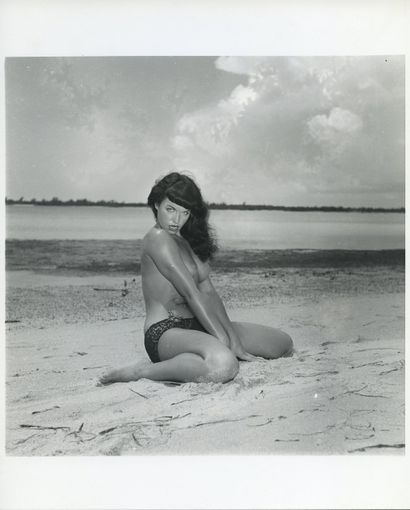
[100, 172, 293, 385]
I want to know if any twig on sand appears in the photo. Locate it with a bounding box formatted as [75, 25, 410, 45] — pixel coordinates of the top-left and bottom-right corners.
[141, 414, 190, 425]
[5, 319, 21, 323]
[129, 388, 148, 399]
[361, 320, 377, 327]
[189, 414, 260, 429]
[275, 438, 300, 442]
[99, 426, 118, 435]
[176, 413, 191, 419]
[295, 370, 339, 378]
[354, 392, 388, 398]
[348, 443, 404, 453]
[20, 424, 70, 431]
[350, 361, 384, 369]
[343, 384, 368, 394]
[132, 433, 142, 446]
[331, 384, 388, 400]
[330, 384, 368, 401]
[83, 365, 107, 371]
[13, 433, 39, 446]
[247, 417, 275, 427]
[65, 423, 97, 442]
[96, 415, 191, 439]
[289, 424, 337, 437]
[154, 415, 174, 422]
[171, 398, 196, 406]
[32, 405, 61, 415]
[379, 366, 401, 376]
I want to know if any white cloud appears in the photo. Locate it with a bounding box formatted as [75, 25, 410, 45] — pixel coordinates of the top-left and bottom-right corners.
[219, 84, 258, 119]
[174, 83, 259, 157]
[215, 56, 265, 76]
[307, 107, 363, 144]
[172, 56, 404, 206]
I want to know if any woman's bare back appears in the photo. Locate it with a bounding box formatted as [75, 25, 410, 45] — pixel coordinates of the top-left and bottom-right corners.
[141, 226, 210, 331]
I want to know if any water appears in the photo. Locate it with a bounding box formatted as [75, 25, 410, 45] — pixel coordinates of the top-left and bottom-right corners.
[6, 205, 405, 250]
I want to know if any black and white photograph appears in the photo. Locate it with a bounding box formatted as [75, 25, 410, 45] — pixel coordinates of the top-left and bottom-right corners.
[5, 54, 405, 456]
[1, 1, 408, 509]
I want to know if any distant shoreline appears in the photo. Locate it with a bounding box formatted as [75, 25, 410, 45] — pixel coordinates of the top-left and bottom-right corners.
[5, 199, 405, 214]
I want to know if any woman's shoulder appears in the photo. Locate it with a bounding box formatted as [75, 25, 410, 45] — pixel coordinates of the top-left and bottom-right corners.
[143, 226, 177, 253]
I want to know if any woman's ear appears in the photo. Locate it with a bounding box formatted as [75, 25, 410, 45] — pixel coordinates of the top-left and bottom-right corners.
[154, 203, 158, 211]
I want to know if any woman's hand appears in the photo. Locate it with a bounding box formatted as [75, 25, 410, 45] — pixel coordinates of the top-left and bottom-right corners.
[228, 333, 264, 362]
[217, 334, 230, 348]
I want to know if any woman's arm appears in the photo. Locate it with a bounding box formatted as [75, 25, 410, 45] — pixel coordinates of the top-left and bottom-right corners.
[198, 277, 233, 330]
[198, 277, 259, 361]
[146, 230, 230, 344]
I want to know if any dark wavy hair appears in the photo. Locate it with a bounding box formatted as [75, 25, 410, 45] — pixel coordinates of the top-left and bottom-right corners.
[147, 172, 218, 261]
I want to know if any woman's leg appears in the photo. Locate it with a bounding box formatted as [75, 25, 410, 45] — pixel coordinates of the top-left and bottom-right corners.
[231, 322, 294, 359]
[99, 328, 238, 385]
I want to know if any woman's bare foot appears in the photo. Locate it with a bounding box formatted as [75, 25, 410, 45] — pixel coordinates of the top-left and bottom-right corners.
[97, 362, 147, 386]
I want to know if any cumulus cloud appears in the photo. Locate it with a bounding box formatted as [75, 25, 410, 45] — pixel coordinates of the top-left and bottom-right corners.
[173, 83, 259, 165]
[215, 56, 265, 76]
[307, 107, 363, 154]
[172, 56, 404, 206]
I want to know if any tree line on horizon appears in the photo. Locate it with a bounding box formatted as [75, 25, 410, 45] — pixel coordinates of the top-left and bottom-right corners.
[4, 196, 405, 213]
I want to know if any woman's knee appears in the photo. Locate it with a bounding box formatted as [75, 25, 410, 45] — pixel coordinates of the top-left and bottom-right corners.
[266, 330, 294, 358]
[205, 349, 239, 383]
[281, 332, 294, 356]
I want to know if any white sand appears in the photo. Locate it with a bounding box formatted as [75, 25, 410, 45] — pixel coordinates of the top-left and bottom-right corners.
[5, 269, 404, 455]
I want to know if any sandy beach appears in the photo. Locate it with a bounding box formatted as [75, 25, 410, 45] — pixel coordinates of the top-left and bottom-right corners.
[5, 243, 405, 455]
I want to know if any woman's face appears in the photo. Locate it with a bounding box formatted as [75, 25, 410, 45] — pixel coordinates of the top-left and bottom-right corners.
[156, 198, 190, 236]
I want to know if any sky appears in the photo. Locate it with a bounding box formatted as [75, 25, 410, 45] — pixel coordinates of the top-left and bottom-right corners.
[6, 55, 405, 207]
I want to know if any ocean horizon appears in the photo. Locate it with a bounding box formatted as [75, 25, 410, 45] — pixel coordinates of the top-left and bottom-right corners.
[6, 204, 405, 251]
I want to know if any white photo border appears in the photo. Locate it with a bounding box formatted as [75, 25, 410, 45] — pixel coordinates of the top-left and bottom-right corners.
[0, 1, 408, 509]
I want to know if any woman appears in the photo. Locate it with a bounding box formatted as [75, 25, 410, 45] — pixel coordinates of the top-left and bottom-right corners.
[100, 172, 293, 385]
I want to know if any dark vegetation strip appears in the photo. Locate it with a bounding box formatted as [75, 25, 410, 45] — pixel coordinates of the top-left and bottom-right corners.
[5, 240, 405, 274]
[5, 198, 404, 213]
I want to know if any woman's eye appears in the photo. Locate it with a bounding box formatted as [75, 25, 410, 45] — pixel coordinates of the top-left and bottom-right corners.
[183, 211, 189, 216]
